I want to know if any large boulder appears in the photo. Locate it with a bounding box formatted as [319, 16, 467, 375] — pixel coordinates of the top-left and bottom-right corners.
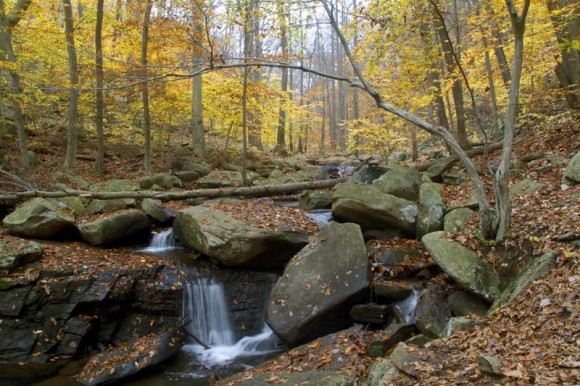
[85, 179, 139, 215]
[332, 183, 418, 234]
[174, 203, 315, 269]
[3, 198, 76, 238]
[372, 166, 422, 201]
[422, 232, 499, 301]
[78, 210, 150, 245]
[564, 151, 580, 182]
[348, 165, 388, 185]
[415, 283, 451, 338]
[141, 198, 174, 223]
[416, 182, 445, 238]
[266, 222, 370, 345]
[137, 172, 178, 190]
[489, 252, 556, 312]
[444, 208, 475, 233]
[197, 170, 258, 188]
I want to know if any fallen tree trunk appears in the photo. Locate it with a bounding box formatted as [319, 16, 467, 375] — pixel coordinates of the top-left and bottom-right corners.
[416, 141, 504, 172]
[0, 178, 345, 202]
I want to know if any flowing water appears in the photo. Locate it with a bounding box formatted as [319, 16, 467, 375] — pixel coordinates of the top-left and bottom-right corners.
[138, 228, 182, 253]
[392, 288, 420, 324]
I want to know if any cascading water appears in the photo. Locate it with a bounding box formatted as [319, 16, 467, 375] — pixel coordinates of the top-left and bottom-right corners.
[139, 228, 182, 252]
[181, 273, 280, 372]
[392, 288, 420, 324]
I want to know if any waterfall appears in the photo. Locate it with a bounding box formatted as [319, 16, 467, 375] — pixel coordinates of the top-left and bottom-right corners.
[183, 278, 234, 346]
[393, 289, 420, 324]
[181, 273, 280, 369]
[140, 228, 181, 252]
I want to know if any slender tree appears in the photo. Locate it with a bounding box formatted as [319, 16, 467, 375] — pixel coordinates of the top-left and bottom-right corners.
[141, 0, 153, 172]
[95, 0, 105, 172]
[63, 0, 80, 169]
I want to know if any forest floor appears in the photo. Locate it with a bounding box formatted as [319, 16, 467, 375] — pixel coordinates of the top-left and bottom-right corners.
[0, 106, 579, 385]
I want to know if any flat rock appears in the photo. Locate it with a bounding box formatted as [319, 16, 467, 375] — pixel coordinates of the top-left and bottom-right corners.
[3, 198, 76, 239]
[78, 210, 150, 245]
[218, 371, 357, 386]
[0, 239, 43, 272]
[422, 232, 499, 301]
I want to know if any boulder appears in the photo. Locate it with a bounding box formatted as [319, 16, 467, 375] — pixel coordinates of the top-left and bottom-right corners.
[332, 183, 418, 234]
[350, 303, 390, 324]
[141, 198, 174, 223]
[509, 179, 547, 197]
[55, 197, 87, 215]
[303, 165, 329, 181]
[442, 316, 476, 338]
[372, 166, 422, 201]
[181, 160, 210, 175]
[564, 150, 580, 182]
[218, 371, 357, 386]
[3, 198, 76, 238]
[174, 204, 313, 269]
[197, 170, 259, 188]
[137, 173, 176, 190]
[299, 190, 333, 210]
[367, 359, 402, 386]
[0, 240, 43, 273]
[444, 208, 475, 233]
[366, 323, 416, 358]
[266, 222, 370, 345]
[85, 179, 139, 215]
[372, 280, 414, 301]
[76, 328, 184, 386]
[490, 252, 556, 312]
[348, 165, 388, 185]
[426, 157, 455, 182]
[422, 232, 499, 301]
[78, 210, 150, 245]
[415, 283, 451, 338]
[416, 182, 445, 238]
[389, 342, 423, 377]
[448, 290, 489, 316]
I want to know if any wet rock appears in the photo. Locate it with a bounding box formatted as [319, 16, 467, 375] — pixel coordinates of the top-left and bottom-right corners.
[348, 165, 388, 185]
[490, 251, 556, 313]
[266, 222, 370, 345]
[0, 239, 43, 273]
[367, 359, 402, 386]
[332, 183, 418, 234]
[3, 198, 76, 239]
[299, 190, 333, 210]
[366, 323, 416, 358]
[373, 280, 414, 301]
[141, 198, 174, 223]
[0, 285, 32, 316]
[350, 303, 390, 324]
[175, 204, 312, 269]
[76, 328, 184, 386]
[448, 290, 489, 316]
[416, 182, 445, 238]
[78, 210, 150, 245]
[444, 208, 475, 233]
[415, 283, 451, 338]
[372, 166, 422, 201]
[422, 231, 500, 301]
[218, 371, 357, 386]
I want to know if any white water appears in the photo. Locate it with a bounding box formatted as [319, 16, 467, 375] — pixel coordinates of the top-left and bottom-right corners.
[393, 289, 420, 324]
[182, 276, 279, 369]
[140, 228, 182, 252]
[306, 209, 333, 227]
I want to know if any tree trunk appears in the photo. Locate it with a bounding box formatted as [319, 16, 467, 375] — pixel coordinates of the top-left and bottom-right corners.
[63, 0, 80, 170]
[0, 178, 345, 202]
[547, 0, 579, 109]
[276, 1, 288, 153]
[191, 4, 205, 158]
[141, 0, 153, 172]
[95, 0, 105, 173]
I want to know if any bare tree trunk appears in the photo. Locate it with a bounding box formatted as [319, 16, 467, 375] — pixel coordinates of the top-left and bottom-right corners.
[494, 0, 530, 240]
[95, 0, 106, 173]
[63, 0, 80, 170]
[547, 0, 579, 109]
[276, 1, 288, 154]
[191, 2, 205, 158]
[141, 0, 153, 172]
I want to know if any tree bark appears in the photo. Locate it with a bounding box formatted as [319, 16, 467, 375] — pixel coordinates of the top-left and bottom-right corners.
[0, 178, 345, 202]
[276, 1, 288, 153]
[62, 0, 80, 170]
[141, 0, 153, 172]
[95, 0, 106, 173]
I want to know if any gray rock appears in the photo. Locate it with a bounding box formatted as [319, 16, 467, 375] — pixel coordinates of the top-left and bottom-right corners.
[181, 160, 210, 175]
[138, 173, 175, 190]
[348, 165, 388, 185]
[198, 170, 258, 188]
[303, 165, 329, 181]
[367, 359, 402, 386]
[86, 179, 139, 215]
[509, 179, 547, 197]
[444, 208, 475, 233]
[426, 157, 455, 182]
[416, 182, 445, 238]
[389, 342, 422, 377]
[422, 231, 499, 301]
[477, 355, 505, 377]
[372, 166, 422, 201]
[448, 290, 489, 316]
[172, 171, 200, 183]
[350, 303, 390, 324]
[141, 198, 174, 223]
[299, 190, 333, 210]
[564, 151, 580, 182]
[366, 323, 416, 357]
[3, 198, 76, 238]
[372, 280, 414, 301]
[53, 196, 87, 215]
[490, 252, 556, 312]
[174, 205, 312, 269]
[266, 222, 370, 345]
[442, 316, 476, 338]
[415, 283, 451, 338]
[442, 171, 467, 185]
[0, 240, 43, 272]
[332, 183, 418, 234]
[78, 210, 150, 245]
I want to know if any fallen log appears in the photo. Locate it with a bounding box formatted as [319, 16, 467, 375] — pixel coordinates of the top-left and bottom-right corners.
[0, 178, 346, 202]
[416, 141, 505, 172]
